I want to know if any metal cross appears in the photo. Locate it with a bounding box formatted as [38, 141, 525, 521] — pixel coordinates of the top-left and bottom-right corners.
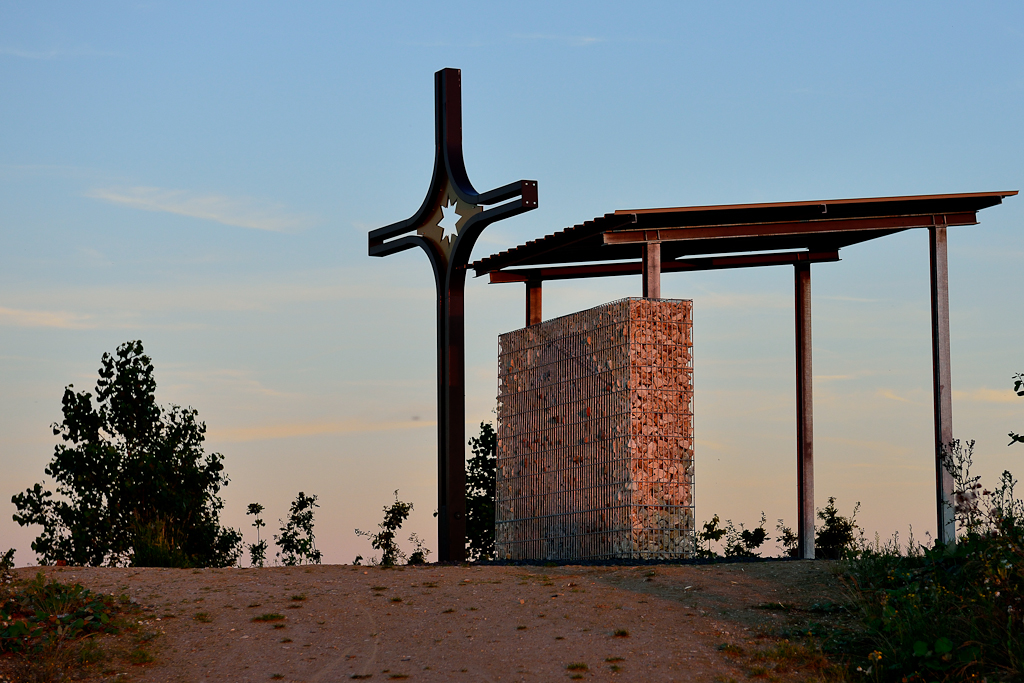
[368, 68, 538, 561]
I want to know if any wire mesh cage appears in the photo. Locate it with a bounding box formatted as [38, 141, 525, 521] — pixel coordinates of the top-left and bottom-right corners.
[496, 297, 694, 560]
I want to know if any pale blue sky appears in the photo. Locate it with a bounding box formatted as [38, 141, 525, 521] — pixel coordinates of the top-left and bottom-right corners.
[1, 2, 1021, 565]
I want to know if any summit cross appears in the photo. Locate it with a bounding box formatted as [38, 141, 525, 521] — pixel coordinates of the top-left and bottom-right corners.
[368, 68, 538, 561]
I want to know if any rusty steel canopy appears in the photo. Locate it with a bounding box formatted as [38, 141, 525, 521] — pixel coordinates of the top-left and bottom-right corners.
[471, 187, 1016, 558]
[472, 191, 1017, 279]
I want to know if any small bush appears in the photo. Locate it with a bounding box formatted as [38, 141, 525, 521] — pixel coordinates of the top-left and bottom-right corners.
[355, 491, 430, 566]
[841, 423, 1024, 680]
[1, 572, 121, 654]
[815, 497, 860, 559]
[275, 492, 322, 566]
[775, 519, 798, 558]
[252, 613, 285, 622]
[247, 502, 268, 568]
[724, 512, 770, 557]
[696, 515, 727, 558]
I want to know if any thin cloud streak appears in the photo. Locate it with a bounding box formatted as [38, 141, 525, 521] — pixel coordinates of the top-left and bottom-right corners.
[86, 186, 314, 232]
[0, 46, 118, 59]
[953, 388, 1020, 404]
[513, 33, 604, 47]
[0, 306, 94, 329]
[879, 388, 918, 404]
[208, 418, 434, 443]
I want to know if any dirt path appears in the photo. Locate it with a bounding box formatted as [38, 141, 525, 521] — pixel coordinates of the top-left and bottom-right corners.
[12, 561, 848, 682]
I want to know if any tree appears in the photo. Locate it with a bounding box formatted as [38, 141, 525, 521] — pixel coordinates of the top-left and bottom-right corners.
[247, 503, 268, 568]
[1009, 372, 1023, 446]
[696, 514, 727, 558]
[355, 490, 414, 566]
[775, 519, 799, 558]
[723, 512, 770, 558]
[274, 492, 322, 566]
[466, 422, 497, 560]
[10, 341, 242, 568]
[815, 497, 860, 560]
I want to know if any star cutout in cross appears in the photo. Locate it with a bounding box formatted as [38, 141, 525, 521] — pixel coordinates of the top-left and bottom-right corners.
[438, 198, 460, 242]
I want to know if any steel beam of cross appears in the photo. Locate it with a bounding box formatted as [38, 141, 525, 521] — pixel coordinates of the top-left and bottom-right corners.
[369, 68, 537, 562]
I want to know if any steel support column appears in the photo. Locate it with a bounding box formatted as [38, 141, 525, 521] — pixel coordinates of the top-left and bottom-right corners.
[526, 280, 542, 326]
[794, 263, 815, 560]
[929, 225, 956, 545]
[642, 242, 661, 298]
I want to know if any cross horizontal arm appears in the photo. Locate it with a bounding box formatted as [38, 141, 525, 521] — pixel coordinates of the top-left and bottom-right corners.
[487, 250, 841, 283]
[474, 180, 538, 207]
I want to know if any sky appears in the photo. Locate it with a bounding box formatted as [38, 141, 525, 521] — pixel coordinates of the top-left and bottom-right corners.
[1, 1, 1022, 566]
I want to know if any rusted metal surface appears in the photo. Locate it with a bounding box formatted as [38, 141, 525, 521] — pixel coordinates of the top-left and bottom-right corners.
[930, 225, 956, 544]
[496, 298, 694, 560]
[794, 263, 815, 560]
[601, 213, 979, 245]
[526, 281, 542, 327]
[641, 242, 661, 299]
[488, 250, 841, 284]
[368, 68, 538, 561]
[471, 192, 1014, 274]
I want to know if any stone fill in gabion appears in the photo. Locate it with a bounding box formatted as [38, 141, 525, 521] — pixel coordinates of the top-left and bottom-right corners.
[496, 297, 694, 561]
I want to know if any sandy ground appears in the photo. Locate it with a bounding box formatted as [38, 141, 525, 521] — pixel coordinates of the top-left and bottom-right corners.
[11, 561, 847, 682]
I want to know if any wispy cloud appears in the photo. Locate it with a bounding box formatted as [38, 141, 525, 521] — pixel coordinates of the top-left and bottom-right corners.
[208, 418, 433, 443]
[0, 46, 118, 60]
[513, 33, 605, 47]
[0, 306, 93, 329]
[698, 291, 790, 310]
[953, 388, 1020, 404]
[879, 388, 916, 404]
[86, 186, 314, 232]
[821, 295, 879, 303]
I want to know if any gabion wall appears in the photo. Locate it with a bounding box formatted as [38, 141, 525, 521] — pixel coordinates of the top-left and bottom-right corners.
[496, 297, 694, 561]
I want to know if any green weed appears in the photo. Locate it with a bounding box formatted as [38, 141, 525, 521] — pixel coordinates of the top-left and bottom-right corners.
[837, 433, 1024, 681]
[252, 613, 285, 622]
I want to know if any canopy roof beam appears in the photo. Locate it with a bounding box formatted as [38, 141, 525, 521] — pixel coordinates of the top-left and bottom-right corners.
[489, 249, 841, 283]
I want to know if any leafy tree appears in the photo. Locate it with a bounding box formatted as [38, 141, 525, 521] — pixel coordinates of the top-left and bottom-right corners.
[696, 514, 727, 558]
[274, 492, 322, 566]
[466, 422, 497, 560]
[407, 532, 430, 565]
[247, 503, 268, 568]
[355, 490, 414, 566]
[815, 497, 860, 560]
[723, 512, 770, 557]
[10, 341, 241, 567]
[775, 519, 799, 558]
[1009, 372, 1023, 446]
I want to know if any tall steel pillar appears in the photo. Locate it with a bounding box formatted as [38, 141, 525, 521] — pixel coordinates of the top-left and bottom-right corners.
[526, 280, 542, 326]
[929, 223, 956, 545]
[642, 242, 661, 298]
[794, 262, 815, 560]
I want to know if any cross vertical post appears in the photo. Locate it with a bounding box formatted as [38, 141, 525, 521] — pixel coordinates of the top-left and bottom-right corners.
[369, 68, 538, 561]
